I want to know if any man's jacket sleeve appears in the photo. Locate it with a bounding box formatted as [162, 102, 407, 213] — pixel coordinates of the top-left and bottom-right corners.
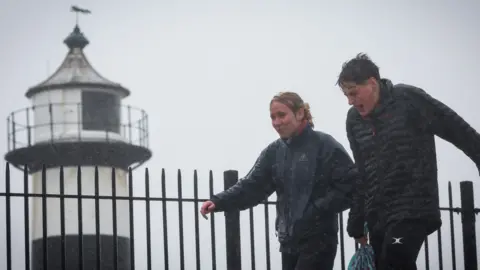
[404, 86, 480, 173]
[345, 116, 366, 239]
[312, 134, 358, 214]
[210, 145, 276, 212]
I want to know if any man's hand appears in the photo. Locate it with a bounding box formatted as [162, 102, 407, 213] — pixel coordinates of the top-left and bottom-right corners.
[355, 236, 368, 246]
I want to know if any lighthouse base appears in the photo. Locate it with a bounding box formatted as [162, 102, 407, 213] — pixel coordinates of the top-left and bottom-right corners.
[32, 234, 131, 270]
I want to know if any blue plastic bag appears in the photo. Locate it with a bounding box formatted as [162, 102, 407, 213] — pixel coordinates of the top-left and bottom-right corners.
[347, 244, 376, 269]
[347, 223, 376, 270]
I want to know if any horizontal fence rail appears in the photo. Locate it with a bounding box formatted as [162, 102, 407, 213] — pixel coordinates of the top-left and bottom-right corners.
[0, 163, 478, 270]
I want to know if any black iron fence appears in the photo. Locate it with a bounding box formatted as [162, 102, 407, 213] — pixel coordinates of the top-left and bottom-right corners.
[0, 163, 478, 270]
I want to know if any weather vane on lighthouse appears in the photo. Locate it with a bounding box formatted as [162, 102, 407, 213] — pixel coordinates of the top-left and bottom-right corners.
[71, 5, 91, 25]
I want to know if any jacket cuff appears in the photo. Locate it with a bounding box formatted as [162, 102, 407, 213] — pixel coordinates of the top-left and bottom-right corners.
[347, 220, 365, 239]
[348, 229, 365, 239]
[210, 195, 224, 212]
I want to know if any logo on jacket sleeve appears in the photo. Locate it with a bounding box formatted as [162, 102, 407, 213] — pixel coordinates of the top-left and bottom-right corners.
[392, 237, 403, 244]
[299, 153, 308, 162]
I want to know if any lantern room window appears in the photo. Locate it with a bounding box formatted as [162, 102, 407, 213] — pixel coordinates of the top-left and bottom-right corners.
[81, 91, 120, 133]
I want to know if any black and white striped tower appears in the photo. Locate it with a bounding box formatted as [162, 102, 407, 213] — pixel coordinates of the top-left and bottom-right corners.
[4, 17, 152, 270]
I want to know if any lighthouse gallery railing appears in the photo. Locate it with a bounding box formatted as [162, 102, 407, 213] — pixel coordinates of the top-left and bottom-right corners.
[6, 102, 149, 151]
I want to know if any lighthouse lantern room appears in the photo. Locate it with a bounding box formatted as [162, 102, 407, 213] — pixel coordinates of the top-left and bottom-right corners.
[5, 19, 151, 270]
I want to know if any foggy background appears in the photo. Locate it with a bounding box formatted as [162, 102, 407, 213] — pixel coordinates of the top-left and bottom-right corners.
[1, 0, 479, 269]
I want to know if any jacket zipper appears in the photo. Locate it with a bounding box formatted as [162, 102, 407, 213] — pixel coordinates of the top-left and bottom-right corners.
[369, 119, 381, 216]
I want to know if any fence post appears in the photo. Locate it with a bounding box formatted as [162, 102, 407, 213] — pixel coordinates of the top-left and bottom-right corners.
[459, 181, 477, 270]
[224, 170, 242, 270]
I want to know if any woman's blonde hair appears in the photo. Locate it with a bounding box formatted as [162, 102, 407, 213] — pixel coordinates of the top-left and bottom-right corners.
[270, 91, 314, 128]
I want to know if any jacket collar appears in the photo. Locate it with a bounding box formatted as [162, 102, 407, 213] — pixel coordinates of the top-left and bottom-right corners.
[367, 78, 394, 118]
[282, 123, 313, 147]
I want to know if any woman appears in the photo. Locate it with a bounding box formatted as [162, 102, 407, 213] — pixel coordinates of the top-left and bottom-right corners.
[200, 92, 358, 270]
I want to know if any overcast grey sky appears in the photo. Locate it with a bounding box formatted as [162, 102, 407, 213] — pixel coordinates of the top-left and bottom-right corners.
[1, 0, 480, 269]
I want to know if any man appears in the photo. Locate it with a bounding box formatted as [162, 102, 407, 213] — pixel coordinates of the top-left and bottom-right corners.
[338, 53, 480, 269]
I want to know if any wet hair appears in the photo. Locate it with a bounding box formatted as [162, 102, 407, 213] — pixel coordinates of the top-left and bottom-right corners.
[336, 53, 380, 87]
[271, 91, 314, 128]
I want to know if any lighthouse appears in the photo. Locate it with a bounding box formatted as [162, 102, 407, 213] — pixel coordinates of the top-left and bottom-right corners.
[4, 18, 152, 270]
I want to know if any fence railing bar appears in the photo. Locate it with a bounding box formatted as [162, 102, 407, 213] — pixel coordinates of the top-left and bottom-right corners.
[161, 169, 169, 270]
[127, 105, 132, 144]
[7, 116, 11, 151]
[5, 163, 12, 270]
[48, 103, 53, 143]
[145, 168, 152, 270]
[448, 182, 457, 270]
[264, 201, 271, 270]
[193, 170, 201, 270]
[459, 181, 477, 270]
[439, 207, 463, 213]
[0, 192, 315, 204]
[138, 116, 142, 146]
[177, 169, 186, 270]
[0, 192, 219, 201]
[2, 188, 474, 214]
[23, 165, 30, 270]
[77, 104, 82, 141]
[145, 114, 149, 148]
[424, 236, 430, 270]
[0, 190, 283, 204]
[437, 228, 443, 270]
[224, 170, 241, 270]
[249, 207, 256, 270]
[209, 170, 217, 270]
[26, 107, 31, 146]
[12, 113, 16, 150]
[94, 167, 101, 270]
[111, 168, 118, 270]
[3, 185, 475, 214]
[42, 165, 48, 269]
[128, 167, 136, 270]
[59, 167, 66, 270]
[77, 166, 84, 270]
[7, 120, 142, 133]
[339, 213, 346, 270]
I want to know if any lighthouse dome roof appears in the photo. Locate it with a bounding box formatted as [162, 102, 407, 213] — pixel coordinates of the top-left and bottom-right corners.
[25, 24, 130, 98]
